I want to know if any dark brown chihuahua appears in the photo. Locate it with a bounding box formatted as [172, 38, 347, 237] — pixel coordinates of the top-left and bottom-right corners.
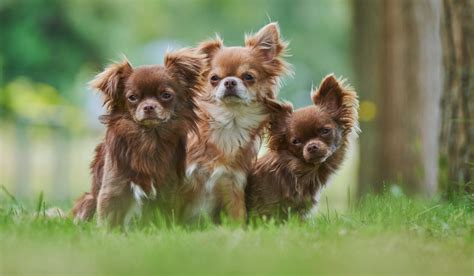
[246, 75, 359, 220]
[72, 49, 205, 228]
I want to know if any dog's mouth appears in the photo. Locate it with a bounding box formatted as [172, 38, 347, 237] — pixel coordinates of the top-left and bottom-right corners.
[139, 118, 161, 126]
[134, 111, 172, 127]
[305, 157, 323, 165]
[304, 153, 330, 165]
[220, 92, 257, 107]
[224, 93, 241, 99]
[134, 116, 168, 127]
[221, 90, 243, 101]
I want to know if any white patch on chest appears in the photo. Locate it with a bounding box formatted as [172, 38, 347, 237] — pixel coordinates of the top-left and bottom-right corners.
[207, 103, 267, 157]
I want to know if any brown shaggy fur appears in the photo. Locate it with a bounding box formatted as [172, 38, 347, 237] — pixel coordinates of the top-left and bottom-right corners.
[71, 49, 205, 228]
[246, 75, 359, 220]
[179, 23, 291, 224]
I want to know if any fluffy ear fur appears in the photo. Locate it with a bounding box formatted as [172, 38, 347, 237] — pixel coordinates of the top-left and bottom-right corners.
[312, 74, 343, 113]
[164, 48, 206, 90]
[263, 98, 293, 151]
[245, 22, 291, 80]
[312, 74, 359, 132]
[197, 36, 223, 62]
[89, 59, 133, 110]
[245, 22, 287, 61]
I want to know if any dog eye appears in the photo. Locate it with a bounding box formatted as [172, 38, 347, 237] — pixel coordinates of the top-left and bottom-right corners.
[210, 75, 220, 85]
[161, 92, 173, 100]
[128, 95, 138, 102]
[243, 73, 254, 81]
[291, 138, 301, 145]
[320, 128, 331, 135]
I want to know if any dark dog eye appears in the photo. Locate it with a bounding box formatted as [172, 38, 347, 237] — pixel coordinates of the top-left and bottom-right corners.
[291, 138, 301, 145]
[321, 128, 331, 135]
[128, 95, 138, 102]
[243, 73, 254, 81]
[210, 75, 220, 85]
[161, 92, 173, 100]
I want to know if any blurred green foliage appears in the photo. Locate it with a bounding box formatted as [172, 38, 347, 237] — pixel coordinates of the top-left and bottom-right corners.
[0, 78, 84, 130]
[0, 0, 352, 129]
[0, 0, 102, 91]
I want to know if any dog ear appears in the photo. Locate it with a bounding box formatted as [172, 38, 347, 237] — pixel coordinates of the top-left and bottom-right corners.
[164, 48, 205, 89]
[245, 22, 287, 61]
[264, 98, 293, 151]
[311, 74, 344, 113]
[312, 74, 359, 132]
[197, 36, 223, 61]
[90, 59, 133, 108]
[245, 22, 291, 80]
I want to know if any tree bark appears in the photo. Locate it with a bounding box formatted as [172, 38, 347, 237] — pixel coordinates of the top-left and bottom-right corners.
[439, 0, 474, 196]
[353, 0, 382, 196]
[354, 0, 443, 197]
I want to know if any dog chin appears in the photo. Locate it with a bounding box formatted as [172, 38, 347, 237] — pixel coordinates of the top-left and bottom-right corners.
[219, 94, 258, 106]
[304, 155, 328, 165]
[135, 118, 161, 127]
[221, 95, 244, 103]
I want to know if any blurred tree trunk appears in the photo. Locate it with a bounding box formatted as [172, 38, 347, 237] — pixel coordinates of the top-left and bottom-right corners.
[354, 0, 443, 197]
[439, 0, 474, 196]
[353, 0, 382, 196]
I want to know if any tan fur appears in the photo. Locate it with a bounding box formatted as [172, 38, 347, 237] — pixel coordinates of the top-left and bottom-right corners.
[246, 75, 359, 220]
[179, 23, 291, 224]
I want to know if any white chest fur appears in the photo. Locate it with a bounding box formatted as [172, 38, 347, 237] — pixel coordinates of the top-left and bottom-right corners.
[207, 102, 267, 157]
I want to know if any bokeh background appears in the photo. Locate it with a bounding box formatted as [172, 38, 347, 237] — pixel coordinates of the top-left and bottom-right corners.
[0, 0, 472, 208]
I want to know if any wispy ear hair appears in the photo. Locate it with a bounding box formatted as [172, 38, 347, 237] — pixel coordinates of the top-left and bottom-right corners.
[89, 58, 133, 111]
[164, 48, 206, 90]
[312, 74, 359, 134]
[245, 22, 292, 88]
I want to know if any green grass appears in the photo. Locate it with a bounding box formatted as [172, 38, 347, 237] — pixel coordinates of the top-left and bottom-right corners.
[1, 192, 473, 275]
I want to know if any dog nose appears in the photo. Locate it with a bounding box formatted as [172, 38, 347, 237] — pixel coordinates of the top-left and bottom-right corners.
[307, 143, 319, 153]
[143, 105, 156, 112]
[224, 79, 237, 89]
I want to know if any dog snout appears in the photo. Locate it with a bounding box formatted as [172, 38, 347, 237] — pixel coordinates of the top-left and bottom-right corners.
[306, 143, 319, 153]
[224, 79, 237, 89]
[305, 142, 326, 158]
[216, 77, 246, 101]
[143, 104, 157, 113]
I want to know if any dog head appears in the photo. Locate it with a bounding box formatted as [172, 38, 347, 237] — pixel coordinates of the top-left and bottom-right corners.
[197, 22, 291, 105]
[267, 75, 359, 165]
[90, 49, 204, 127]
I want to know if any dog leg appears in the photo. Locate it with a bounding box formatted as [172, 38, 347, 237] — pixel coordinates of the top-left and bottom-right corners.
[96, 165, 134, 229]
[72, 192, 96, 223]
[224, 187, 247, 225]
[216, 179, 247, 225]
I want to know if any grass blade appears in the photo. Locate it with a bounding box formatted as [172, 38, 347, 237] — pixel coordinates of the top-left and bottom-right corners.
[35, 191, 44, 219]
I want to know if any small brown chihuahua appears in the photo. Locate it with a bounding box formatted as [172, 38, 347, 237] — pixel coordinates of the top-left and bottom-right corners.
[72, 49, 205, 228]
[246, 74, 359, 220]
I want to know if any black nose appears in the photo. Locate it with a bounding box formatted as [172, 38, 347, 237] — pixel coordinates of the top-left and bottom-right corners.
[224, 79, 237, 89]
[143, 105, 155, 112]
[307, 143, 319, 153]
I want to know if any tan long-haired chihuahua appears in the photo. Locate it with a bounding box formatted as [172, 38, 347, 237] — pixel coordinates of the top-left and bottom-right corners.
[180, 23, 291, 224]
